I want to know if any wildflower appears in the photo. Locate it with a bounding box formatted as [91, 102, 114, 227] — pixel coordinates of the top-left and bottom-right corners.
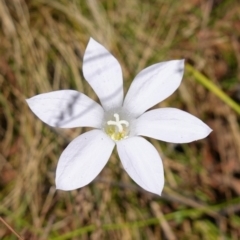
[26, 38, 212, 195]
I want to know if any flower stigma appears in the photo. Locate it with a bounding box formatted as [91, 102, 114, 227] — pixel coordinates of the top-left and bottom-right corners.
[105, 113, 130, 141]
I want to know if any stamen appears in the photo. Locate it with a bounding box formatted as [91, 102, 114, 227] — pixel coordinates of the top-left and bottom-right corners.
[107, 113, 129, 133]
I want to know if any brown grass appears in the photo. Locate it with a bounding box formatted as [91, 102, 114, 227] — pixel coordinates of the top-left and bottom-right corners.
[1, 0, 240, 239]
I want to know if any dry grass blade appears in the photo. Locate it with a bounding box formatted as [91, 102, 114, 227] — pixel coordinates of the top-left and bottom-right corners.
[0, 217, 24, 240]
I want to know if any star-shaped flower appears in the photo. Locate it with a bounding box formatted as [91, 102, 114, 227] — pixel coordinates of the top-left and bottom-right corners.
[26, 38, 212, 195]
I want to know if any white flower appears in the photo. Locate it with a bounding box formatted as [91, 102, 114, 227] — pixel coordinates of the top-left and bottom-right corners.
[26, 38, 212, 195]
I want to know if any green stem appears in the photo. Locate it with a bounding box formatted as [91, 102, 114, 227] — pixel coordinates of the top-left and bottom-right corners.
[186, 64, 240, 115]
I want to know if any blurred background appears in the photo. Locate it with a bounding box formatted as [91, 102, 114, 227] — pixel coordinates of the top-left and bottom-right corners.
[1, 0, 240, 239]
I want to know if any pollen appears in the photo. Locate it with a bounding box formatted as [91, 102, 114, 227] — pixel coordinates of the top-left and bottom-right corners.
[105, 113, 130, 141]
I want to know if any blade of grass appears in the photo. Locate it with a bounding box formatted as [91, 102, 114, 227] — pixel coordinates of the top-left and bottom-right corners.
[186, 64, 240, 115]
[0, 217, 24, 240]
[50, 197, 240, 240]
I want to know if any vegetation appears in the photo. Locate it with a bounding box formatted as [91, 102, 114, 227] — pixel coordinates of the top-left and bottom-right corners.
[1, 0, 240, 239]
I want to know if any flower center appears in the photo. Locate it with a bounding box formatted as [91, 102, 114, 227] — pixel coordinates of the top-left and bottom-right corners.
[104, 113, 130, 141]
[107, 113, 129, 132]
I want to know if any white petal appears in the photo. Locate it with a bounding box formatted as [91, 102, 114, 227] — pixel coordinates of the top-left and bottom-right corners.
[117, 137, 164, 195]
[83, 38, 123, 111]
[56, 129, 115, 190]
[123, 60, 185, 117]
[135, 108, 212, 143]
[26, 90, 104, 128]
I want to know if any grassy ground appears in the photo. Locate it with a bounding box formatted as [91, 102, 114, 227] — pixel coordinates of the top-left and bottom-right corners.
[1, 0, 240, 239]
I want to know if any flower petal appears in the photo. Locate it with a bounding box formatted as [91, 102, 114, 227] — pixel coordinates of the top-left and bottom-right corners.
[83, 38, 123, 111]
[117, 137, 164, 195]
[135, 108, 212, 143]
[123, 60, 185, 117]
[56, 129, 115, 190]
[26, 90, 104, 128]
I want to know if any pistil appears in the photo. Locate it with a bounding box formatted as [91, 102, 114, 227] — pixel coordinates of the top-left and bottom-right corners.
[107, 113, 129, 132]
[104, 112, 130, 141]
